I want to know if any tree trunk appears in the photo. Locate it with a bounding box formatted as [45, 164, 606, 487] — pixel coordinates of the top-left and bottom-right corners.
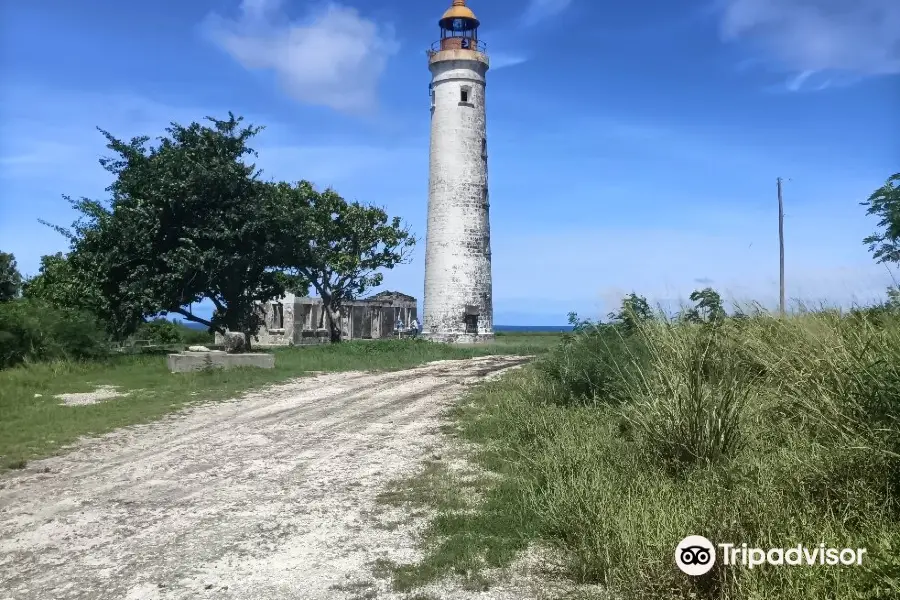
[324, 304, 342, 343]
[243, 331, 253, 351]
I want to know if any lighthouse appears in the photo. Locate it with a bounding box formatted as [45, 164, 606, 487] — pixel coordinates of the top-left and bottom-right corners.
[422, 0, 494, 343]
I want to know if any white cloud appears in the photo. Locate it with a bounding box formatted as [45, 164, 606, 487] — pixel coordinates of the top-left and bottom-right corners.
[202, 0, 399, 113]
[522, 0, 573, 27]
[490, 53, 528, 70]
[719, 0, 900, 88]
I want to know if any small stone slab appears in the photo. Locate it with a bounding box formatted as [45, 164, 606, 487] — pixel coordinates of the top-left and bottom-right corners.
[167, 351, 275, 373]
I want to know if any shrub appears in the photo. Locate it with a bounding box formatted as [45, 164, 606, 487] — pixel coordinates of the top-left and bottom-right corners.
[0, 298, 108, 368]
[130, 318, 215, 347]
[178, 323, 215, 345]
[135, 318, 184, 345]
[536, 325, 646, 407]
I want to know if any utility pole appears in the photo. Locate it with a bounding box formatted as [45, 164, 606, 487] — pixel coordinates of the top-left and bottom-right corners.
[777, 177, 785, 317]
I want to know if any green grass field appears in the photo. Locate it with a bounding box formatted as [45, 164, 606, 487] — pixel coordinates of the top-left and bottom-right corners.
[381, 312, 900, 599]
[0, 333, 562, 471]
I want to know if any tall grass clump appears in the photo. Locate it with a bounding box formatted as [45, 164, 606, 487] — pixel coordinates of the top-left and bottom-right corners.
[440, 305, 900, 599]
[535, 324, 646, 407]
[621, 320, 759, 470]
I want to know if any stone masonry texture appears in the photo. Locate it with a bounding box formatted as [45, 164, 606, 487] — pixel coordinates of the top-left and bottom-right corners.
[423, 49, 494, 343]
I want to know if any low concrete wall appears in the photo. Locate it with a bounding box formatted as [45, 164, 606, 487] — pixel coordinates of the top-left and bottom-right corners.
[423, 333, 495, 344]
[167, 351, 275, 373]
[295, 329, 331, 346]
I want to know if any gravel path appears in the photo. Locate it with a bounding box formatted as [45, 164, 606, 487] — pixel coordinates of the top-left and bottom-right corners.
[0, 356, 543, 600]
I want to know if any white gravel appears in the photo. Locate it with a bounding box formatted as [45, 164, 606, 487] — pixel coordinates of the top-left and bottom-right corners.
[0, 355, 581, 600]
[55, 385, 128, 406]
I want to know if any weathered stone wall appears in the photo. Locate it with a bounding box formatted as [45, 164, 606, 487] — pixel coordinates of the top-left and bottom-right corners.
[217, 293, 417, 346]
[252, 295, 295, 346]
[423, 49, 494, 343]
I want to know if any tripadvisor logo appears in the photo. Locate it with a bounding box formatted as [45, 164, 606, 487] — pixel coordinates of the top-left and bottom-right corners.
[675, 536, 867, 575]
[675, 535, 716, 576]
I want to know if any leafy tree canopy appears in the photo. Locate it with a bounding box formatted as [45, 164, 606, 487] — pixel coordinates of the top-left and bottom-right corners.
[43, 114, 285, 342]
[608, 293, 654, 335]
[681, 287, 727, 325]
[269, 180, 416, 341]
[22, 252, 104, 314]
[38, 114, 417, 344]
[862, 172, 900, 264]
[0, 252, 22, 302]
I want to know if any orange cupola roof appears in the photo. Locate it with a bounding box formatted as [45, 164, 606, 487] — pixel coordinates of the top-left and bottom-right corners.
[439, 0, 479, 29]
[441, 0, 477, 21]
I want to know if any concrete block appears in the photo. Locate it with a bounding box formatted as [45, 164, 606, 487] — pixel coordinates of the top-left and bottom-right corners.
[167, 351, 275, 373]
[223, 332, 247, 353]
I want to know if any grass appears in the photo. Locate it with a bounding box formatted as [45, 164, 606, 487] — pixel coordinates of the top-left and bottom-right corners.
[387, 310, 900, 599]
[0, 333, 561, 471]
[376, 455, 534, 593]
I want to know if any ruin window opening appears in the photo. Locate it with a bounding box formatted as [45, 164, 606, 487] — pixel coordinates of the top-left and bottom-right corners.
[271, 302, 284, 329]
[464, 314, 478, 334]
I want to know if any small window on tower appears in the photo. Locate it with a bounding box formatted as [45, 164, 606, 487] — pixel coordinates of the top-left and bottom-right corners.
[460, 88, 468, 103]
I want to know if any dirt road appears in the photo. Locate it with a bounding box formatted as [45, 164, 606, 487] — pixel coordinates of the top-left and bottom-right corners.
[0, 356, 533, 600]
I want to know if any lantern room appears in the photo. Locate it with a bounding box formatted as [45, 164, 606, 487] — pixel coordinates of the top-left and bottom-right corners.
[436, 0, 483, 52]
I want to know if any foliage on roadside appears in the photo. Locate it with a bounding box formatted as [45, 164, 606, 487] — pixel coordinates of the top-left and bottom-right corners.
[862, 172, 900, 265]
[395, 287, 900, 600]
[0, 298, 108, 368]
[0, 252, 23, 302]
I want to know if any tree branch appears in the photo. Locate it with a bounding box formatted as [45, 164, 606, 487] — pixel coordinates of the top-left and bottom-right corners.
[171, 308, 220, 332]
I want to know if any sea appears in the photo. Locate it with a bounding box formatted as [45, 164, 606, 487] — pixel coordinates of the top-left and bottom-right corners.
[495, 325, 571, 332]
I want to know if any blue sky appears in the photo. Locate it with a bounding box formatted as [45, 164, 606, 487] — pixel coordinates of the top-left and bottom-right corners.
[1, 0, 898, 325]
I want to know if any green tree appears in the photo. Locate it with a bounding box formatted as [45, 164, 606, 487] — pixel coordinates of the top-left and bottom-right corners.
[567, 311, 597, 333]
[270, 181, 415, 342]
[888, 286, 900, 309]
[0, 252, 22, 302]
[862, 173, 900, 264]
[22, 252, 105, 314]
[608, 293, 654, 335]
[42, 114, 286, 345]
[682, 287, 727, 325]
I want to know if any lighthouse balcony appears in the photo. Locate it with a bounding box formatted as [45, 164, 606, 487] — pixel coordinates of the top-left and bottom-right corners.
[428, 38, 486, 54]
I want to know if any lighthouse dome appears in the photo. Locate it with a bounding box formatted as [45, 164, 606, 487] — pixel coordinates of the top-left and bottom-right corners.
[439, 0, 479, 30]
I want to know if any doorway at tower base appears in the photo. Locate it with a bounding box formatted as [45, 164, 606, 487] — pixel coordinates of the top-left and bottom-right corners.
[422, 332, 496, 344]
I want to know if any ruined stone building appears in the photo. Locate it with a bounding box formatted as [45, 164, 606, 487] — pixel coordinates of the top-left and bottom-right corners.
[422, 0, 495, 343]
[215, 292, 417, 347]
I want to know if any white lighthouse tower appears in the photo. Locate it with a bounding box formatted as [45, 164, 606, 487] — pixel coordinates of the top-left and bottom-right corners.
[422, 0, 494, 343]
